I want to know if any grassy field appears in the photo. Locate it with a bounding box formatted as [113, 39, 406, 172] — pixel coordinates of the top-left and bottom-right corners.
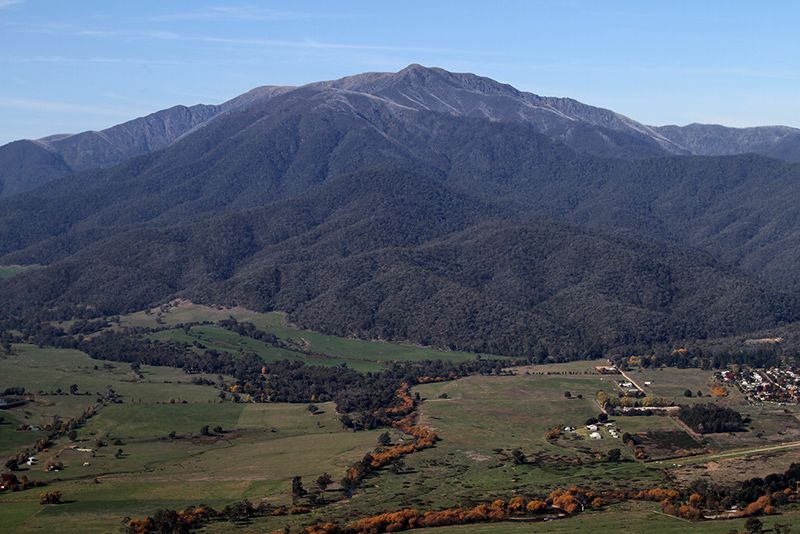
[4, 327, 800, 533]
[0, 265, 38, 280]
[118, 301, 498, 371]
[237, 361, 800, 532]
[0, 345, 383, 532]
[631, 366, 745, 406]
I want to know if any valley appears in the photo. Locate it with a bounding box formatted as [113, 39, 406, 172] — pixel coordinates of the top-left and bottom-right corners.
[3, 305, 800, 533]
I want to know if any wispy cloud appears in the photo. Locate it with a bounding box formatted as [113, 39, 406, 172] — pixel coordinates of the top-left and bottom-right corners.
[75, 28, 181, 40]
[149, 5, 341, 22]
[194, 35, 463, 54]
[0, 96, 135, 115]
[0, 0, 24, 9]
[1, 55, 180, 65]
[7, 22, 468, 55]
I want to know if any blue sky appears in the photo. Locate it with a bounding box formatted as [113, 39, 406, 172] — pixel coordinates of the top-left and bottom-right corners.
[1, 0, 799, 144]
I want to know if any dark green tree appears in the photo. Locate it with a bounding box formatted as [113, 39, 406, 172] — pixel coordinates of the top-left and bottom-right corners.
[291, 476, 306, 504]
[377, 432, 391, 446]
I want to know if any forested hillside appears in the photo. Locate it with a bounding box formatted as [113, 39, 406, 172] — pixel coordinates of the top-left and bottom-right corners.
[2, 66, 800, 357]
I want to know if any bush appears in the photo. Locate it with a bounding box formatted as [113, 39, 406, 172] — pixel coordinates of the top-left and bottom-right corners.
[39, 491, 61, 505]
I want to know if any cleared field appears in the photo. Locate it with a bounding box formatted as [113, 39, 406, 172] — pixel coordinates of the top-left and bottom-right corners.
[708, 403, 800, 450]
[0, 401, 381, 530]
[243, 361, 670, 530]
[4, 343, 800, 533]
[119, 301, 496, 369]
[672, 445, 800, 485]
[0, 345, 383, 533]
[0, 265, 38, 280]
[147, 324, 384, 372]
[0, 344, 222, 401]
[631, 366, 744, 406]
[238, 363, 800, 532]
[0, 344, 226, 458]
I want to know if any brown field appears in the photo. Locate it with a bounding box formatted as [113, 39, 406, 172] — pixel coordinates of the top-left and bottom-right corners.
[637, 430, 705, 460]
[672, 446, 800, 485]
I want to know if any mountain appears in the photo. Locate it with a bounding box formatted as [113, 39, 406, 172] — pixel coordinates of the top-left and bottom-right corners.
[0, 139, 73, 197]
[310, 64, 686, 158]
[656, 123, 800, 162]
[1, 65, 800, 356]
[1, 168, 792, 357]
[0, 85, 293, 198]
[4, 65, 800, 199]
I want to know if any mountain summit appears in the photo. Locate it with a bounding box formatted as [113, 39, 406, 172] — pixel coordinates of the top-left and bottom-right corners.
[4, 65, 800, 198]
[1, 65, 800, 356]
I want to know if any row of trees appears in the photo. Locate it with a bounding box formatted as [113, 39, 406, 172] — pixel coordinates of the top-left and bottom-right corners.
[122, 460, 800, 534]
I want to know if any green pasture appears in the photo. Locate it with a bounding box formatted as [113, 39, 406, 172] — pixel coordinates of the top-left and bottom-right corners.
[119, 302, 499, 370]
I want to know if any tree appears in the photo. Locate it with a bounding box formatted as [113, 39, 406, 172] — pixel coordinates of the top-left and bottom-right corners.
[291, 476, 306, 503]
[67, 430, 78, 441]
[377, 432, 391, 446]
[607, 448, 621, 462]
[745, 517, 763, 534]
[389, 459, 405, 474]
[683, 389, 693, 397]
[316, 472, 333, 492]
[39, 491, 62, 505]
[115, 448, 124, 459]
[213, 426, 223, 434]
[598, 412, 609, 423]
[307, 404, 319, 414]
[69, 384, 79, 395]
[711, 385, 729, 397]
[511, 448, 527, 465]
[200, 425, 211, 436]
[563, 391, 572, 399]
[339, 414, 353, 429]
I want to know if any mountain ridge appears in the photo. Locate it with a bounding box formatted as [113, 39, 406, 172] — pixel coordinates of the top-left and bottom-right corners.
[0, 85, 294, 197]
[2, 64, 800, 357]
[3, 65, 800, 197]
